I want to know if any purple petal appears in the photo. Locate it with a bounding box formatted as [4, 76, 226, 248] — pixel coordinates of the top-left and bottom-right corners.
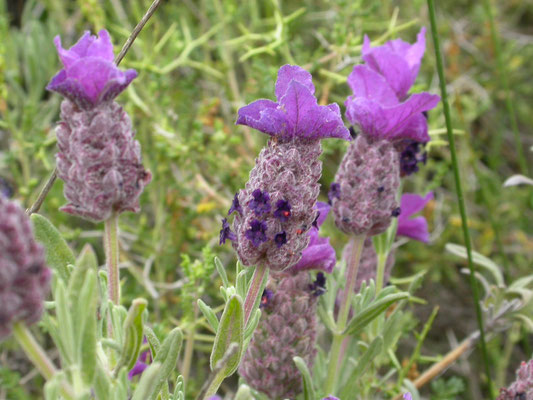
[291, 230, 336, 273]
[54, 30, 114, 69]
[236, 99, 286, 136]
[397, 192, 433, 243]
[275, 64, 315, 100]
[315, 201, 330, 227]
[128, 361, 148, 379]
[347, 65, 398, 107]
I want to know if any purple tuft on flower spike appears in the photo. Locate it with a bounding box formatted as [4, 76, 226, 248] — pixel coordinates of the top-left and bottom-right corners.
[49, 30, 151, 222]
[228, 192, 242, 215]
[219, 218, 236, 244]
[0, 196, 51, 341]
[362, 27, 427, 100]
[229, 65, 350, 271]
[47, 30, 137, 110]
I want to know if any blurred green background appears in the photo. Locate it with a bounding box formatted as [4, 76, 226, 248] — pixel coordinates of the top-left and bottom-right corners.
[0, 0, 532, 398]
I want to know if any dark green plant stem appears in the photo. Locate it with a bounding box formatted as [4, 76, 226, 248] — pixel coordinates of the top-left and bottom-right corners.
[482, 0, 528, 175]
[426, 0, 494, 397]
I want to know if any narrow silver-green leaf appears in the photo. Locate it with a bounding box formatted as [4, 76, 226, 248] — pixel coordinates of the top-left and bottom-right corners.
[198, 299, 219, 332]
[93, 363, 112, 400]
[54, 280, 75, 364]
[149, 327, 184, 400]
[31, 213, 74, 282]
[215, 257, 229, 288]
[132, 362, 162, 400]
[339, 336, 383, 399]
[144, 325, 161, 359]
[244, 309, 261, 341]
[77, 269, 98, 383]
[234, 384, 253, 400]
[68, 244, 98, 304]
[445, 243, 504, 286]
[210, 295, 244, 377]
[344, 293, 409, 336]
[114, 298, 147, 375]
[293, 356, 316, 400]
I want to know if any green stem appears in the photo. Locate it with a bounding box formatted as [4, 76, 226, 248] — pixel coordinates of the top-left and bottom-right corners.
[202, 368, 226, 399]
[181, 305, 198, 384]
[324, 235, 365, 395]
[104, 212, 120, 305]
[375, 252, 388, 293]
[427, 1, 493, 396]
[243, 263, 268, 325]
[12, 322, 75, 400]
[482, 0, 528, 175]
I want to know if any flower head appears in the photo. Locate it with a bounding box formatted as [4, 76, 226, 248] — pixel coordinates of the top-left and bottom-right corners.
[497, 360, 533, 399]
[236, 65, 351, 141]
[345, 65, 439, 143]
[47, 30, 137, 109]
[397, 192, 433, 243]
[0, 196, 51, 340]
[362, 27, 427, 100]
[290, 202, 336, 273]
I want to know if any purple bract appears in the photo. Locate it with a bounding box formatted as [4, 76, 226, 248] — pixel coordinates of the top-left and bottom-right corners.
[362, 27, 426, 100]
[345, 65, 439, 143]
[236, 65, 351, 140]
[47, 30, 137, 109]
[397, 192, 433, 243]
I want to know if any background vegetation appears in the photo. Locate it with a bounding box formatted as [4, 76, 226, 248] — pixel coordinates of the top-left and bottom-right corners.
[0, 0, 532, 398]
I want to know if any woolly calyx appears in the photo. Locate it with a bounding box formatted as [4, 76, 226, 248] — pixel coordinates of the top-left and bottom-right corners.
[236, 65, 351, 141]
[55, 100, 152, 222]
[497, 360, 533, 400]
[290, 202, 336, 274]
[239, 272, 318, 399]
[330, 133, 400, 236]
[47, 30, 137, 109]
[230, 138, 323, 271]
[362, 27, 427, 100]
[0, 196, 51, 341]
[345, 65, 439, 143]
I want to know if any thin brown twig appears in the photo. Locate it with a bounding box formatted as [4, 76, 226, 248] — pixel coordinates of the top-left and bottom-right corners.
[26, 0, 163, 216]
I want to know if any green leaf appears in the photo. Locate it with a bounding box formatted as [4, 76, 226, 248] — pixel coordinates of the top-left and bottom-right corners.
[31, 213, 74, 282]
[210, 295, 244, 377]
[76, 269, 98, 384]
[68, 244, 98, 304]
[293, 356, 316, 400]
[234, 384, 253, 400]
[339, 336, 383, 399]
[93, 363, 112, 400]
[215, 257, 229, 288]
[144, 325, 161, 359]
[244, 309, 261, 341]
[344, 292, 409, 336]
[445, 243, 504, 286]
[198, 299, 219, 332]
[149, 327, 183, 400]
[54, 280, 75, 365]
[131, 362, 162, 400]
[114, 299, 148, 375]
[171, 375, 185, 400]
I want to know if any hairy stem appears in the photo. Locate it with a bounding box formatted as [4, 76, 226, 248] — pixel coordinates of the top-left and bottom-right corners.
[324, 234, 365, 395]
[12, 322, 75, 400]
[105, 212, 120, 305]
[427, 0, 493, 395]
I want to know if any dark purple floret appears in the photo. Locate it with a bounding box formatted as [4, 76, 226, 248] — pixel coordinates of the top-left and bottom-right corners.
[392, 207, 401, 217]
[328, 183, 341, 205]
[273, 199, 291, 222]
[399, 140, 427, 176]
[349, 126, 357, 139]
[245, 219, 268, 247]
[219, 218, 236, 244]
[228, 192, 243, 215]
[0, 177, 13, 198]
[260, 288, 274, 309]
[249, 189, 271, 216]
[309, 272, 326, 296]
[311, 211, 321, 228]
[274, 232, 287, 248]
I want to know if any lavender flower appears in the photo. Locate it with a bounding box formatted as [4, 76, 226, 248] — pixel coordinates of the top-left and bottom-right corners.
[229, 65, 350, 271]
[228, 193, 242, 215]
[239, 272, 318, 399]
[322, 397, 340, 400]
[0, 196, 51, 340]
[219, 218, 236, 244]
[398, 140, 427, 176]
[497, 360, 533, 400]
[128, 343, 151, 379]
[49, 30, 151, 222]
[362, 28, 427, 100]
[403, 393, 413, 400]
[47, 30, 137, 109]
[397, 192, 433, 243]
